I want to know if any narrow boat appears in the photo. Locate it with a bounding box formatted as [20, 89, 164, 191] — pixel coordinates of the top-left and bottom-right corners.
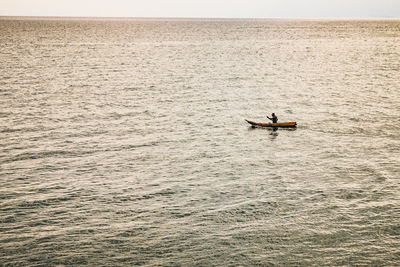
[245, 119, 297, 128]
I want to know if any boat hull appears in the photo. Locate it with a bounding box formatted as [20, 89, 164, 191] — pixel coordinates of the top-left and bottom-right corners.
[245, 119, 297, 128]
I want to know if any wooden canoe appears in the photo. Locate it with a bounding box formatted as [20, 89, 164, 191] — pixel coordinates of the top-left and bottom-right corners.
[245, 119, 297, 128]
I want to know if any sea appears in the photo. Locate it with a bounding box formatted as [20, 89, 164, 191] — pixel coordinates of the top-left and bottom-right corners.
[0, 17, 399, 266]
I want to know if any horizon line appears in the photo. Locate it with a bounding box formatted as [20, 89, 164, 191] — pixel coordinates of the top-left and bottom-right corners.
[1, 15, 399, 21]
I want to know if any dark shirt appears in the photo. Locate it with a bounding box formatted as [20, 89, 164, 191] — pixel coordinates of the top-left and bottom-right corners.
[268, 115, 278, 123]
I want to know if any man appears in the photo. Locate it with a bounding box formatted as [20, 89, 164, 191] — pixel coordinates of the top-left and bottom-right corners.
[267, 113, 278, 123]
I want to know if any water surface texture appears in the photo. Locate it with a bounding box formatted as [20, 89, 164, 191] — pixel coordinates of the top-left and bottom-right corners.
[1, 18, 400, 266]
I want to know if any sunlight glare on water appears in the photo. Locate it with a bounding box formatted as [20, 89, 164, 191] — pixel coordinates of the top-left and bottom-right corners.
[0, 18, 399, 266]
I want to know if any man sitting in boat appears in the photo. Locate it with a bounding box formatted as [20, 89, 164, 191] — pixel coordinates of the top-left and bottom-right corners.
[267, 113, 278, 123]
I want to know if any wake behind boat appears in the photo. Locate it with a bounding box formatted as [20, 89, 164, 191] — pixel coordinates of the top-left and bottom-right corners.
[245, 119, 297, 128]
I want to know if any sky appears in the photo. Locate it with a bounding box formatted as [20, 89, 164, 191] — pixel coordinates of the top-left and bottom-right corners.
[1, 0, 399, 18]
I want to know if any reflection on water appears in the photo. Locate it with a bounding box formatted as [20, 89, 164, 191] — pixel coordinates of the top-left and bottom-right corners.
[269, 128, 279, 140]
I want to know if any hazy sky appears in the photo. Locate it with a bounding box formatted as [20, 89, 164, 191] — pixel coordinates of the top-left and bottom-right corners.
[1, 0, 399, 18]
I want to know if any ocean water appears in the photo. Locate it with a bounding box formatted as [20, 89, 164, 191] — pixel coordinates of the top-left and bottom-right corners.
[0, 17, 399, 266]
